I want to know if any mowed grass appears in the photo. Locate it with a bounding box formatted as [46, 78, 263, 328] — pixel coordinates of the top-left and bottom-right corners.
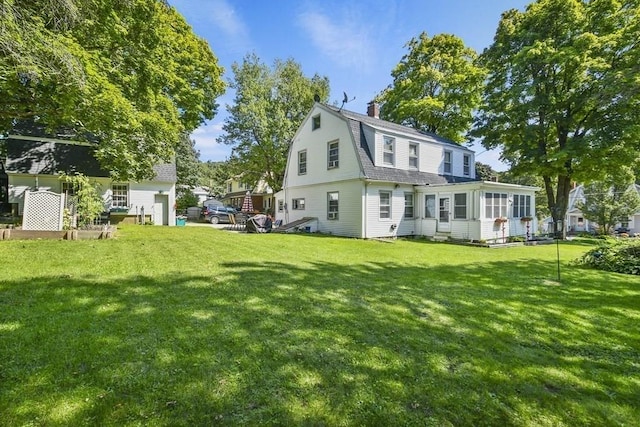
[0, 225, 638, 426]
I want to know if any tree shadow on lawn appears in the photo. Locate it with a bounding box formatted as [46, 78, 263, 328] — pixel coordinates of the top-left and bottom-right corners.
[0, 259, 638, 426]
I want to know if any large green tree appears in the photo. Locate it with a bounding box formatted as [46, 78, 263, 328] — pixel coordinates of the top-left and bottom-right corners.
[0, 0, 225, 181]
[376, 33, 486, 143]
[474, 0, 640, 237]
[579, 180, 640, 235]
[219, 54, 330, 192]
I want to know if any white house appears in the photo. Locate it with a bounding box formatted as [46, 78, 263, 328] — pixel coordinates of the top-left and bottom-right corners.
[3, 131, 177, 226]
[546, 184, 640, 234]
[274, 102, 538, 241]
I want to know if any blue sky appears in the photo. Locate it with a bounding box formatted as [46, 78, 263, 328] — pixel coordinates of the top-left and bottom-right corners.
[169, 0, 531, 171]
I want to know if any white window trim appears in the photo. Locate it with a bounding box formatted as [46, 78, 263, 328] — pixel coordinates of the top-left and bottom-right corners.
[409, 143, 419, 169]
[454, 193, 467, 219]
[379, 190, 392, 219]
[298, 150, 307, 175]
[327, 140, 339, 169]
[292, 198, 305, 210]
[463, 154, 470, 177]
[383, 136, 395, 166]
[444, 150, 452, 175]
[404, 192, 414, 219]
[111, 183, 129, 208]
[327, 192, 339, 220]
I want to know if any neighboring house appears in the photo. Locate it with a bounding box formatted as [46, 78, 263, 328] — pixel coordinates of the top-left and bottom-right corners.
[191, 186, 211, 205]
[222, 175, 274, 213]
[4, 131, 177, 226]
[544, 184, 640, 234]
[275, 102, 538, 241]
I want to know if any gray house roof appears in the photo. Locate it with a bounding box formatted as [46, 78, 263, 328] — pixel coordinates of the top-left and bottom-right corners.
[5, 137, 110, 177]
[326, 105, 478, 186]
[4, 137, 176, 183]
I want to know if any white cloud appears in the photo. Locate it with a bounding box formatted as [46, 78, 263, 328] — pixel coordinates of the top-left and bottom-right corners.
[208, 0, 248, 40]
[191, 122, 231, 162]
[297, 9, 373, 68]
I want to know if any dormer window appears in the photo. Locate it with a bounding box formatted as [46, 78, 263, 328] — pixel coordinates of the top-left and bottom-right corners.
[444, 150, 452, 174]
[409, 143, 419, 169]
[312, 114, 321, 131]
[383, 136, 395, 165]
[463, 154, 470, 176]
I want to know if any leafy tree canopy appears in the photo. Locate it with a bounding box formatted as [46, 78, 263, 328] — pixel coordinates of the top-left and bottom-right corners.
[474, 0, 640, 236]
[218, 54, 330, 192]
[578, 180, 640, 235]
[475, 162, 497, 181]
[376, 32, 486, 143]
[0, 0, 225, 181]
[199, 160, 231, 199]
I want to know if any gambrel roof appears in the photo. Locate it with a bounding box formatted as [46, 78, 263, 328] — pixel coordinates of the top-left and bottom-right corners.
[324, 105, 478, 186]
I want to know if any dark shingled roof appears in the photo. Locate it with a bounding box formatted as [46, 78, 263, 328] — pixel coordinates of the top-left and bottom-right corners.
[327, 105, 478, 186]
[5, 137, 177, 183]
[5, 138, 110, 177]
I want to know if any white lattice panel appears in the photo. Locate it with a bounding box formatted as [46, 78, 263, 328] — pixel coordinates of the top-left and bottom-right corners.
[23, 190, 64, 231]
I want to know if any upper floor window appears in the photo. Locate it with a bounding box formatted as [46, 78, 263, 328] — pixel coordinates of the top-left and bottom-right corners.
[328, 140, 339, 169]
[383, 136, 395, 165]
[292, 198, 305, 210]
[444, 150, 452, 174]
[227, 183, 233, 193]
[513, 194, 531, 218]
[454, 193, 467, 219]
[404, 193, 414, 218]
[485, 192, 508, 218]
[379, 191, 391, 219]
[463, 154, 470, 176]
[112, 184, 129, 207]
[312, 114, 321, 131]
[409, 143, 419, 169]
[298, 150, 307, 175]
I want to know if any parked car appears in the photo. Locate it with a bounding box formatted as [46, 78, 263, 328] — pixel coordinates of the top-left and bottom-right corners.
[201, 205, 237, 224]
[615, 226, 631, 235]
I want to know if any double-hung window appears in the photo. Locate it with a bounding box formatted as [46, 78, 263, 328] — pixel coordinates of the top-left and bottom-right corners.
[454, 193, 467, 219]
[379, 191, 391, 219]
[404, 193, 414, 218]
[409, 143, 419, 169]
[292, 198, 305, 210]
[327, 192, 339, 220]
[112, 184, 129, 208]
[298, 150, 307, 175]
[485, 192, 508, 218]
[513, 194, 531, 218]
[444, 150, 452, 174]
[278, 200, 284, 212]
[328, 140, 339, 169]
[383, 136, 395, 165]
[463, 154, 470, 176]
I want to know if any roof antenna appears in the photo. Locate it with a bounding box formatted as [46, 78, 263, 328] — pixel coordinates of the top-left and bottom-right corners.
[338, 91, 355, 112]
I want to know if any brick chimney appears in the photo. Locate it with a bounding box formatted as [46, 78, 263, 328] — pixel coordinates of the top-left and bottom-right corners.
[367, 101, 379, 118]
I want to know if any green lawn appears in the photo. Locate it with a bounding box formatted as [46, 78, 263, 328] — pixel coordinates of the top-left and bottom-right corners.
[1, 226, 638, 426]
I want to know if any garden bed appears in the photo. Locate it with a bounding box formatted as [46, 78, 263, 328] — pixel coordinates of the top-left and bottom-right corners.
[0, 226, 116, 240]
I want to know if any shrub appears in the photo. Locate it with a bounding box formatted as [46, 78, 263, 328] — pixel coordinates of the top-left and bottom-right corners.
[577, 240, 640, 275]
